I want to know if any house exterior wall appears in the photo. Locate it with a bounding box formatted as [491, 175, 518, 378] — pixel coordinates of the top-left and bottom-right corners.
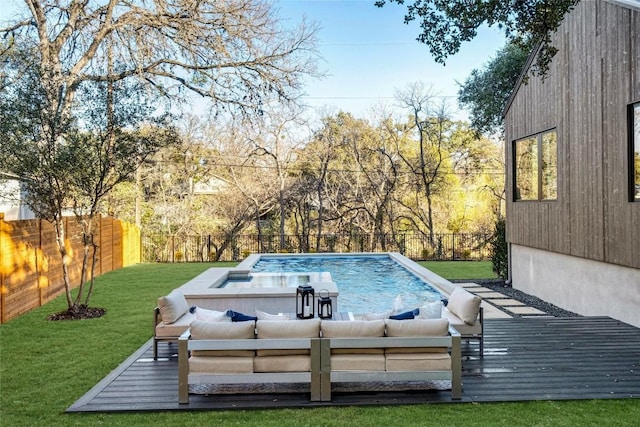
[512, 244, 640, 327]
[504, 0, 640, 322]
[0, 179, 36, 221]
[505, 0, 640, 267]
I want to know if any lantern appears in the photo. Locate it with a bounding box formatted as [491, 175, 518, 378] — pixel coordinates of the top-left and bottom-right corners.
[296, 285, 315, 319]
[317, 289, 333, 319]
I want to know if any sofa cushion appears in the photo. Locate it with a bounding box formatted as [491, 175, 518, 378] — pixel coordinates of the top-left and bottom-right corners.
[195, 307, 230, 322]
[442, 308, 482, 335]
[189, 320, 256, 357]
[158, 289, 189, 324]
[384, 318, 449, 337]
[330, 354, 385, 371]
[385, 353, 451, 371]
[189, 355, 254, 374]
[416, 301, 442, 319]
[385, 318, 450, 354]
[257, 319, 321, 339]
[447, 287, 481, 325]
[155, 312, 195, 338]
[322, 320, 386, 355]
[321, 320, 385, 338]
[256, 319, 320, 357]
[191, 320, 255, 340]
[254, 355, 310, 372]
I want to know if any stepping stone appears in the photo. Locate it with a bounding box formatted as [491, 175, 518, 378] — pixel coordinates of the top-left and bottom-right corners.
[486, 298, 525, 306]
[466, 287, 495, 293]
[459, 283, 481, 288]
[506, 306, 547, 315]
[472, 292, 508, 299]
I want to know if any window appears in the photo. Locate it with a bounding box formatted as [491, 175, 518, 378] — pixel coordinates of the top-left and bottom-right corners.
[630, 102, 640, 201]
[514, 130, 557, 201]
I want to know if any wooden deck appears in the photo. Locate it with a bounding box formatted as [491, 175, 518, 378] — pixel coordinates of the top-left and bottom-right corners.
[67, 317, 639, 412]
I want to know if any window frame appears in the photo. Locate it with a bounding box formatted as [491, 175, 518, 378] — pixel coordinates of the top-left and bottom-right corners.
[513, 128, 558, 202]
[628, 101, 640, 202]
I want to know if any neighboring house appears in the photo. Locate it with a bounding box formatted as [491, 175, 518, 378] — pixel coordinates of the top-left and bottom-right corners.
[504, 0, 640, 327]
[0, 172, 36, 221]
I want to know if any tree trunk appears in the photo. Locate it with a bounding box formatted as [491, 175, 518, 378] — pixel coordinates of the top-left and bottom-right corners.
[54, 217, 74, 309]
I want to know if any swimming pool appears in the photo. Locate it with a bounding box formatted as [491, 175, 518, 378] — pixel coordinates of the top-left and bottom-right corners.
[251, 254, 442, 313]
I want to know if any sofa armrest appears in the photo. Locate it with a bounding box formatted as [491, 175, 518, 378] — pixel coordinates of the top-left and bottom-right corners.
[178, 329, 191, 404]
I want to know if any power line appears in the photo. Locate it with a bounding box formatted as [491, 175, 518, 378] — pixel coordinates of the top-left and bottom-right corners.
[150, 158, 505, 177]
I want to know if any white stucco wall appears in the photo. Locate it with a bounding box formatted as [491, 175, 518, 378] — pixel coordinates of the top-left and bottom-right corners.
[0, 179, 36, 220]
[511, 244, 640, 328]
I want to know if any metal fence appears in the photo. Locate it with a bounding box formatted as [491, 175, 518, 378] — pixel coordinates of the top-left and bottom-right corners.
[141, 232, 493, 263]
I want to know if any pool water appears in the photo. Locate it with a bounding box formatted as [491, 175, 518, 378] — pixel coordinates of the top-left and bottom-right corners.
[222, 273, 310, 289]
[252, 255, 441, 314]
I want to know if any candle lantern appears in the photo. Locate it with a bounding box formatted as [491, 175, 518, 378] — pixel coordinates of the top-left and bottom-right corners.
[296, 285, 315, 319]
[317, 289, 333, 319]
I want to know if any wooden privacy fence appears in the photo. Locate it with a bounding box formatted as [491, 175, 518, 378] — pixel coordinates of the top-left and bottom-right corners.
[0, 214, 140, 323]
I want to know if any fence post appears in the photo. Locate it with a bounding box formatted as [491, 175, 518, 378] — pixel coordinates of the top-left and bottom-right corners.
[0, 213, 5, 323]
[451, 233, 455, 261]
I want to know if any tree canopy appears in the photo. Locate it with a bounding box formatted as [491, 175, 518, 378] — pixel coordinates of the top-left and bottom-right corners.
[375, 0, 579, 77]
[0, 0, 320, 315]
[457, 42, 530, 136]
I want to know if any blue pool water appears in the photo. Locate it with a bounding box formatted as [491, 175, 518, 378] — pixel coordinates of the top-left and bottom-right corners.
[252, 255, 441, 314]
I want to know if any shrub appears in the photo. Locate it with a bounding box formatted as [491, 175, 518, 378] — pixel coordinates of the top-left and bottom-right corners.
[489, 217, 508, 280]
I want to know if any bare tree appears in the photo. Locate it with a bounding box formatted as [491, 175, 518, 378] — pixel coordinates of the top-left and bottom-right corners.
[394, 82, 451, 245]
[244, 105, 308, 250]
[0, 0, 319, 315]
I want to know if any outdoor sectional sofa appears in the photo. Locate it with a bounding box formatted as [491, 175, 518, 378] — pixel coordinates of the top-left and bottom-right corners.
[155, 284, 483, 362]
[177, 318, 462, 403]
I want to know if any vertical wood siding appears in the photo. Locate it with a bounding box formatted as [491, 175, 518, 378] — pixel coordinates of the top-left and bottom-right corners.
[505, 0, 640, 269]
[0, 215, 140, 323]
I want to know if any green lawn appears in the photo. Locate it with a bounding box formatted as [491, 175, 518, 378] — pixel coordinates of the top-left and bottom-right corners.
[1, 262, 637, 426]
[419, 260, 497, 280]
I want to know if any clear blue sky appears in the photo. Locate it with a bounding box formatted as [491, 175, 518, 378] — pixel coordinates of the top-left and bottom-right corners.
[277, 0, 507, 120]
[1, 0, 507, 121]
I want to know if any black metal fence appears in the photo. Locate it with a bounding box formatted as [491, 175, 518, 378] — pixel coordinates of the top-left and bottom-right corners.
[141, 232, 493, 263]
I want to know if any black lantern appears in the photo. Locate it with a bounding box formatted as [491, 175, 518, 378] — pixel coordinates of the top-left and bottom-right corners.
[296, 285, 315, 319]
[317, 289, 333, 319]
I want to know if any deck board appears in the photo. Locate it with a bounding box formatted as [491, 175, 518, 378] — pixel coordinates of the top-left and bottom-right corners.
[67, 317, 639, 412]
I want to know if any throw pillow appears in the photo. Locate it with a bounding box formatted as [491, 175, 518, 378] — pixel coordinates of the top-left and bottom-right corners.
[362, 310, 392, 320]
[255, 309, 290, 321]
[416, 301, 442, 319]
[157, 289, 189, 324]
[194, 307, 230, 322]
[389, 308, 419, 320]
[447, 287, 481, 325]
[227, 310, 258, 322]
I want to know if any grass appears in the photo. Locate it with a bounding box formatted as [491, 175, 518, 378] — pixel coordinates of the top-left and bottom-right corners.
[419, 260, 497, 280]
[1, 262, 638, 426]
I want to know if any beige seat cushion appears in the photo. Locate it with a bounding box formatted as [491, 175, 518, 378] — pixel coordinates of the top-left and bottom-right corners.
[190, 320, 255, 357]
[189, 356, 254, 374]
[254, 355, 310, 372]
[442, 308, 482, 336]
[385, 353, 451, 371]
[331, 354, 385, 371]
[446, 287, 481, 325]
[384, 318, 449, 337]
[384, 318, 450, 354]
[322, 320, 386, 355]
[321, 320, 385, 338]
[155, 312, 195, 338]
[256, 319, 320, 339]
[158, 289, 189, 324]
[255, 319, 320, 356]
